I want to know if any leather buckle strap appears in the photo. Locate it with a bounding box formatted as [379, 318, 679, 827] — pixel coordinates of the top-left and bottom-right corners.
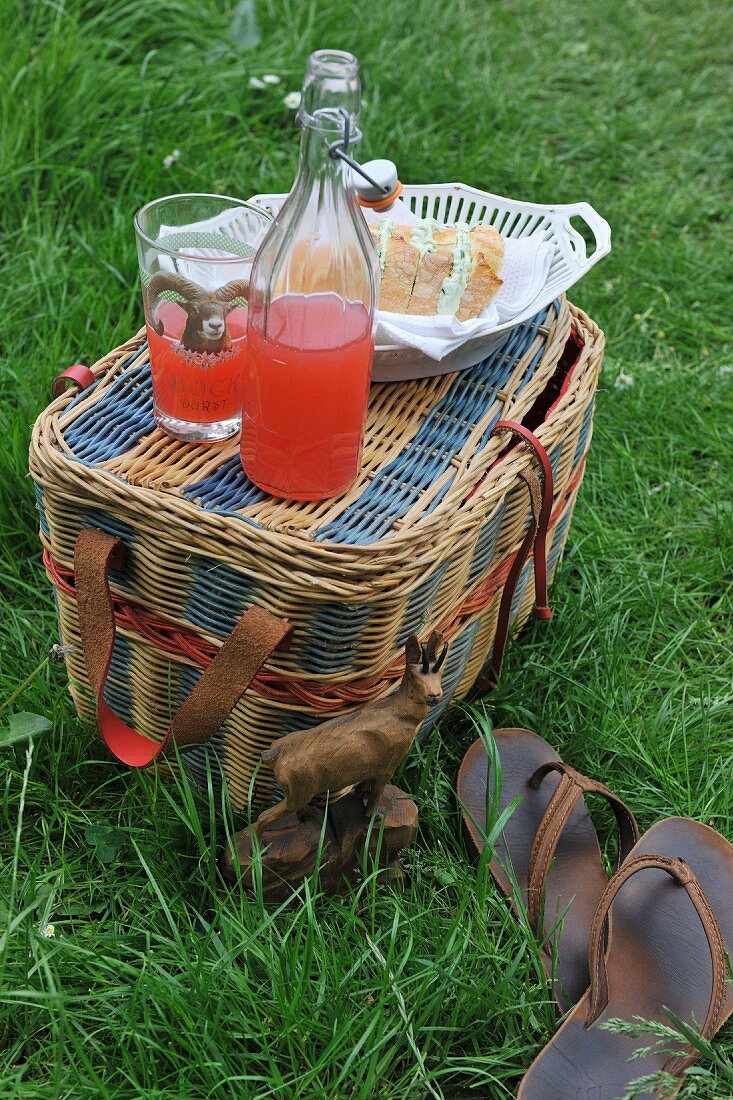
[585, 853, 729, 1075]
[526, 761, 639, 934]
[74, 527, 292, 767]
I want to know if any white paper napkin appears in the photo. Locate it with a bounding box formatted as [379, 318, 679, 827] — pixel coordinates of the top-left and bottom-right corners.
[376, 235, 554, 361]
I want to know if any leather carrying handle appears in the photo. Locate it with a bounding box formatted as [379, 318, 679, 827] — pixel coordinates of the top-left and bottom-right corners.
[53, 364, 96, 399]
[494, 420, 554, 621]
[74, 527, 292, 767]
[478, 421, 555, 691]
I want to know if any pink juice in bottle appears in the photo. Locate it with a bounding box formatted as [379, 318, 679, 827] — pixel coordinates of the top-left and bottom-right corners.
[147, 299, 248, 425]
[241, 293, 373, 499]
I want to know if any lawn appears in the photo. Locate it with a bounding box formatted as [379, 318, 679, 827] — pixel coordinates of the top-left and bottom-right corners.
[1, 0, 732, 1096]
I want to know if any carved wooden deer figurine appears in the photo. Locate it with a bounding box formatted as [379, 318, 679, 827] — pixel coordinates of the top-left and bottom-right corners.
[254, 631, 448, 839]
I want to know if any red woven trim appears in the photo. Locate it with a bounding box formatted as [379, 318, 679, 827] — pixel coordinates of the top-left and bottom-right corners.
[44, 458, 585, 711]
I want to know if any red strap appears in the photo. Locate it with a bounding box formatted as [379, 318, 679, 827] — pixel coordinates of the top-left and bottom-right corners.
[74, 528, 292, 767]
[477, 422, 554, 690]
[53, 364, 96, 400]
[494, 420, 554, 620]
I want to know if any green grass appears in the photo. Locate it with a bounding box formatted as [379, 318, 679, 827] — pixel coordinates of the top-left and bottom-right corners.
[1, 0, 732, 1095]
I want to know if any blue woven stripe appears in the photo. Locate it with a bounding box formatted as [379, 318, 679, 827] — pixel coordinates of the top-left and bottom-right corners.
[573, 400, 594, 467]
[509, 558, 534, 625]
[185, 304, 554, 528]
[421, 618, 481, 732]
[298, 601, 373, 674]
[83, 509, 137, 589]
[83, 508, 136, 544]
[103, 634, 134, 726]
[467, 503, 506, 587]
[184, 455, 269, 513]
[180, 744, 225, 796]
[35, 485, 49, 537]
[177, 672, 330, 802]
[397, 560, 449, 649]
[184, 557, 261, 638]
[63, 348, 153, 463]
[548, 443, 563, 481]
[57, 304, 561, 551]
[317, 305, 556, 545]
[176, 664, 226, 795]
[548, 510, 572, 573]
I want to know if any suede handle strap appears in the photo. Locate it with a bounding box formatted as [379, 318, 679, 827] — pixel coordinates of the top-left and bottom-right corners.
[585, 853, 728, 1074]
[525, 761, 640, 932]
[74, 527, 292, 767]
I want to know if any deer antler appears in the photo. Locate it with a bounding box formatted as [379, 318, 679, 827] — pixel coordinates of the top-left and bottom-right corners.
[433, 642, 448, 672]
[216, 279, 250, 304]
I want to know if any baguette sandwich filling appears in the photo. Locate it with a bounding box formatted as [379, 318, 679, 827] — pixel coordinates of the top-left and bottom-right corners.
[376, 218, 393, 274]
[410, 219, 437, 257]
[374, 218, 504, 319]
[436, 222, 472, 315]
[405, 221, 453, 315]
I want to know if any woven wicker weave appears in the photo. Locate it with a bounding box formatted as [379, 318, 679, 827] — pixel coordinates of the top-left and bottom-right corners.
[30, 296, 603, 810]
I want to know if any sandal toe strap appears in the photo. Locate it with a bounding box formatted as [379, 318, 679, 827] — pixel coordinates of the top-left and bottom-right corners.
[585, 852, 729, 1075]
[526, 761, 639, 933]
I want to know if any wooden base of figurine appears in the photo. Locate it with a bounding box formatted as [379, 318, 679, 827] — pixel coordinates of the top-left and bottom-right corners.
[221, 784, 418, 901]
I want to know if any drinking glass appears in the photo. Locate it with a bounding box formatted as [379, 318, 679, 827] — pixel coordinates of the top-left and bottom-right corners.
[135, 194, 272, 441]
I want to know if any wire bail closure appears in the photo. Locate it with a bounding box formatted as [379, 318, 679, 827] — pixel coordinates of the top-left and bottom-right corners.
[326, 108, 391, 196]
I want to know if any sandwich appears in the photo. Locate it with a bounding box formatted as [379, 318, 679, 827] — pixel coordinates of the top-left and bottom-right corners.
[371, 219, 504, 321]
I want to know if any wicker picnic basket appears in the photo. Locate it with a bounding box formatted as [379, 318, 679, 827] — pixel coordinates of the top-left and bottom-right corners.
[29, 295, 603, 812]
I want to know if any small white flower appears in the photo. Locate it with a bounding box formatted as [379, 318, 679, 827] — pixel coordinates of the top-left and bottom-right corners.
[41, 923, 55, 938]
[262, 74, 280, 85]
[283, 91, 301, 109]
[614, 372, 634, 390]
[162, 149, 180, 169]
[718, 364, 733, 377]
[248, 76, 266, 89]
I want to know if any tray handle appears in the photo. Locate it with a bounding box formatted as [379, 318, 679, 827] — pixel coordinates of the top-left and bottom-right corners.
[553, 201, 611, 270]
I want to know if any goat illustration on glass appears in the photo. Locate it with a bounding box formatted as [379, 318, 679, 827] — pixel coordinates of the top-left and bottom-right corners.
[135, 194, 272, 442]
[146, 273, 249, 355]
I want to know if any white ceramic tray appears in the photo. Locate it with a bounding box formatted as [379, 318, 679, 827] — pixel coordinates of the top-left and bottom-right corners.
[248, 183, 611, 381]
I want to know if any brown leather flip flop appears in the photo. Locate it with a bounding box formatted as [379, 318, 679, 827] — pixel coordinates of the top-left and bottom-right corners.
[518, 817, 733, 1100]
[457, 728, 639, 1011]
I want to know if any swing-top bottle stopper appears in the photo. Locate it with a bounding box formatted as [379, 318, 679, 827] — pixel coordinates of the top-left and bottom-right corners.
[353, 159, 402, 211]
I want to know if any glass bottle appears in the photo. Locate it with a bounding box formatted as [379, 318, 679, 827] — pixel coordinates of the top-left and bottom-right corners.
[241, 50, 379, 500]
